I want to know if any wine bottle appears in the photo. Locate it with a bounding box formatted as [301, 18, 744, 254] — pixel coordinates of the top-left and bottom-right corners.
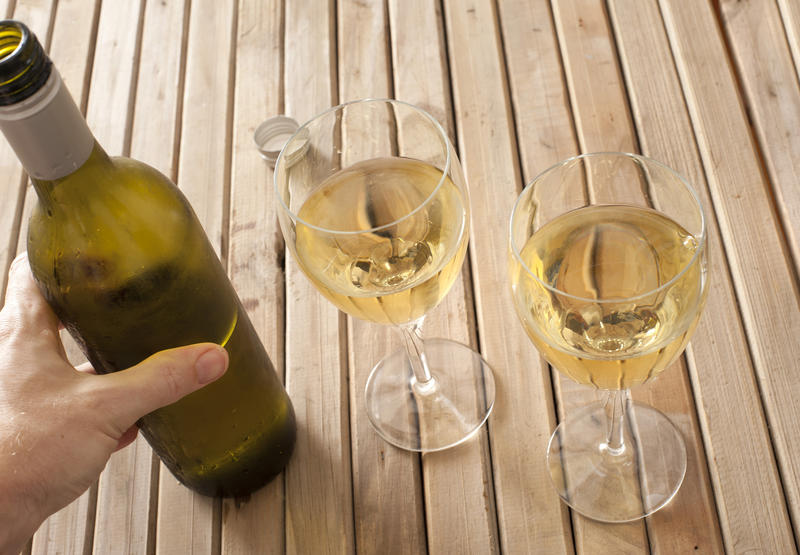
[0, 20, 295, 497]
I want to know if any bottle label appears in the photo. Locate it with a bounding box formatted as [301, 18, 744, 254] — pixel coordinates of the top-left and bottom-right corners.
[0, 69, 94, 180]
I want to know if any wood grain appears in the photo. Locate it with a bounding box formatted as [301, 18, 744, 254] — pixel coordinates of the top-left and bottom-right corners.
[719, 0, 800, 289]
[340, 0, 500, 553]
[281, 1, 357, 554]
[497, 0, 578, 171]
[46, 0, 99, 113]
[4, 1, 800, 552]
[549, 1, 650, 550]
[500, 0, 642, 550]
[443, 0, 573, 552]
[336, 2, 429, 553]
[84, 0, 185, 550]
[497, 4, 601, 553]
[389, 1, 498, 553]
[778, 0, 800, 79]
[156, 483, 217, 555]
[29, 486, 96, 555]
[609, 1, 785, 552]
[389, 0, 454, 137]
[660, 0, 799, 550]
[83, 0, 141, 155]
[221, 0, 287, 552]
[129, 0, 187, 180]
[172, 0, 235, 257]
[550, 1, 725, 552]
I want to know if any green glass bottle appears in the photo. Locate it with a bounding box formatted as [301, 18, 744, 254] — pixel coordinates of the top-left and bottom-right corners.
[0, 20, 295, 497]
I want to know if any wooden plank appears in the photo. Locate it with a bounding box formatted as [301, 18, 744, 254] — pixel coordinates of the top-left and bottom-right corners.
[443, 0, 573, 553]
[498, 3, 591, 552]
[221, 0, 287, 552]
[281, 1, 357, 554]
[549, 1, 648, 549]
[339, 0, 390, 98]
[550, 0, 635, 155]
[497, 0, 630, 551]
[533, 0, 721, 551]
[778, 0, 800, 79]
[156, 1, 235, 552]
[93, 438, 155, 555]
[389, 0, 453, 139]
[83, 0, 141, 154]
[659, 0, 799, 549]
[171, 0, 234, 257]
[46, 0, 98, 111]
[387, 1, 498, 553]
[285, 299, 352, 555]
[497, 0, 578, 171]
[29, 486, 96, 555]
[129, 0, 186, 179]
[284, 0, 336, 114]
[719, 0, 800, 290]
[336, 1, 429, 554]
[156, 484, 217, 555]
[609, 1, 787, 552]
[504, 2, 716, 551]
[502, 0, 648, 549]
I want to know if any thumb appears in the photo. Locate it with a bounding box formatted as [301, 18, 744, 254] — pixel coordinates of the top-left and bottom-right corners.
[94, 343, 229, 433]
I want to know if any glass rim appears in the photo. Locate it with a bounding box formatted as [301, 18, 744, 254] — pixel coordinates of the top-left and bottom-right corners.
[509, 151, 708, 304]
[273, 98, 453, 236]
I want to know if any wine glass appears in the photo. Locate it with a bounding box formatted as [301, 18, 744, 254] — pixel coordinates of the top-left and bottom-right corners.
[508, 152, 708, 522]
[275, 99, 495, 452]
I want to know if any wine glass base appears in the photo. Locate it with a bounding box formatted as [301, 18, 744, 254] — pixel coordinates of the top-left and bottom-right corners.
[365, 338, 495, 452]
[547, 400, 687, 523]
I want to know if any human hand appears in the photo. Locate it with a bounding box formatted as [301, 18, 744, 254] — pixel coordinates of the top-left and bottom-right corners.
[0, 254, 229, 554]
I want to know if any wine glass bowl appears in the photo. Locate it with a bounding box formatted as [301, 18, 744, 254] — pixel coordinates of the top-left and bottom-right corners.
[509, 152, 708, 522]
[289, 155, 469, 326]
[275, 99, 494, 452]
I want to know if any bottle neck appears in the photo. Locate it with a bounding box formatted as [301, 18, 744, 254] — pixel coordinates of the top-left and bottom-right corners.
[0, 68, 95, 183]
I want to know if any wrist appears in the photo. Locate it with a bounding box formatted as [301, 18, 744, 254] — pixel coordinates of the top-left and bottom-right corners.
[0, 466, 46, 555]
[0, 503, 41, 555]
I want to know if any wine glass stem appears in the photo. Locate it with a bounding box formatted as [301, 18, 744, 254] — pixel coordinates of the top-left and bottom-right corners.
[399, 318, 435, 392]
[603, 389, 629, 456]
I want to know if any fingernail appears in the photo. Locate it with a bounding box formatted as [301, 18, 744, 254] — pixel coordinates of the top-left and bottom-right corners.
[195, 348, 228, 384]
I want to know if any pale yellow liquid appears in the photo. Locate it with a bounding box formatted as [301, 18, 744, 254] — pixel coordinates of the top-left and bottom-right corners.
[511, 205, 706, 390]
[295, 157, 468, 325]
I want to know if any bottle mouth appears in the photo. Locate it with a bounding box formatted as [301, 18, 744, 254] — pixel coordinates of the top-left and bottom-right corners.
[0, 20, 51, 105]
[0, 23, 22, 60]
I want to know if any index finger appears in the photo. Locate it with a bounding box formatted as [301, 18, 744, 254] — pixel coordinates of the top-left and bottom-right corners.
[2, 252, 60, 334]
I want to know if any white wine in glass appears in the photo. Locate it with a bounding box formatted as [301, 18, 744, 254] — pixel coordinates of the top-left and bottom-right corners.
[295, 157, 468, 325]
[276, 99, 494, 452]
[509, 153, 708, 522]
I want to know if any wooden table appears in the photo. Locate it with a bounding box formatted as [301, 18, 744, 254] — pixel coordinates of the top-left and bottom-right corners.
[2, 0, 799, 553]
